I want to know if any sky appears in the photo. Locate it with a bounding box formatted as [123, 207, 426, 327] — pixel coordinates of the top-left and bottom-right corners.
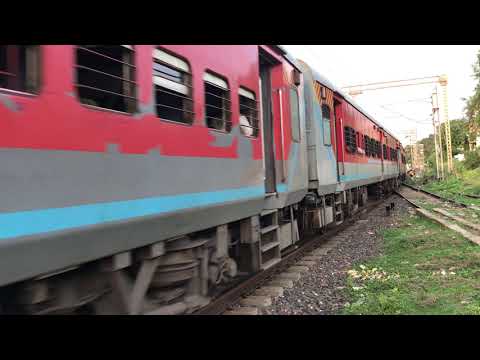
[283, 45, 480, 145]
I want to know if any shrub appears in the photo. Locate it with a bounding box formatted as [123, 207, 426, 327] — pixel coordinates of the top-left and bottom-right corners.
[464, 150, 480, 170]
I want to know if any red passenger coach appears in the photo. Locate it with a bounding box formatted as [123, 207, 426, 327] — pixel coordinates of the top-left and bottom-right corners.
[0, 46, 263, 158]
[334, 89, 402, 189]
[0, 45, 404, 314]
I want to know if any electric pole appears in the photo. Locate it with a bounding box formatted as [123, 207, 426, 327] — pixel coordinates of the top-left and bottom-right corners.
[432, 89, 444, 180]
[439, 76, 453, 174]
[404, 129, 418, 172]
[432, 111, 441, 180]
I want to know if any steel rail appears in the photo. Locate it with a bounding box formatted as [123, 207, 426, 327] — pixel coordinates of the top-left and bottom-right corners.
[401, 183, 467, 208]
[463, 193, 480, 199]
[394, 188, 420, 209]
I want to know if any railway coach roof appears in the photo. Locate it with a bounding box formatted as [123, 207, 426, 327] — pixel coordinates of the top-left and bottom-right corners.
[298, 59, 400, 144]
[269, 45, 303, 72]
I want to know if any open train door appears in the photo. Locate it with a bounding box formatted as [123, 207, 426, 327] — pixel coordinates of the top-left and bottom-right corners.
[380, 129, 385, 176]
[259, 48, 279, 194]
[334, 99, 344, 183]
[396, 143, 401, 174]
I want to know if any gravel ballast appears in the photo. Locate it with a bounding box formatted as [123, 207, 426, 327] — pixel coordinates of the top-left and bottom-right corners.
[262, 194, 411, 315]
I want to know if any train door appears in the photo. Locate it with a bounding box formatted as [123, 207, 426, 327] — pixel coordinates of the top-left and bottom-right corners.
[380, 131, 385, 176]
[334, 100, 343, 182]
[396, 145, 401, 173]
[259, 50, 277, 194]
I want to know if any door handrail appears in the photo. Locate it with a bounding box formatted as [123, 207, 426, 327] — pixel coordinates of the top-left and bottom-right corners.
[278, 88, 287, 182]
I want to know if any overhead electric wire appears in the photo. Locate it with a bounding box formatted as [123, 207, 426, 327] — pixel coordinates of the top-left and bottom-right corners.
[378, 104, 432, 125]
[299, 46, 434, 132]
[342, 75, 441, 90]
[380, 97, 432, 106]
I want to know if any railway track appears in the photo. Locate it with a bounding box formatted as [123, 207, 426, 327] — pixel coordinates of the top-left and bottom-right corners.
[401, 183, 468, 208]
[396, 184, 480, 246]
[402, 183, 480, 208]
[462, 193, 480, 199]
[194, 195, 393, 315]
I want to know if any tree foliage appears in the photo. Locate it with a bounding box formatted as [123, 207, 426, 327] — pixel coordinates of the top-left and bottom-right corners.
[439, 119, 469, 156]
[465, 50, 480, 135]
[412, 49, 480, 178]
[464, 149, 480, 170]
[410, 119, 468, 176]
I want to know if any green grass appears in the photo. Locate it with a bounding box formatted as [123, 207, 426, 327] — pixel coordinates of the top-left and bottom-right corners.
[421, 168, 480, 207]
[341, 213, 480, 315]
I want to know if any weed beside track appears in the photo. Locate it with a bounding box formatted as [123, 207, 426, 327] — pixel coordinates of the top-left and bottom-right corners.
[342, 210, 480, 315]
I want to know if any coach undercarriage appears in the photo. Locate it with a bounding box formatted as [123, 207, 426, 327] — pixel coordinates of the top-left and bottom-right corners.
[0, 179, 399, 315]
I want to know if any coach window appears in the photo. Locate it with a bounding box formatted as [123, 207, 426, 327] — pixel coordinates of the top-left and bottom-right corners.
[322, 104, 331, 146]
[290, 87, 301, 142]
[239, 87, 259, 137]
[344, 126, 357, 153]
[153, 48, 193, 124]
[383, 144, 388, 159]
[204, 72, 231, 132]
[76, 45, 136, 113]
[0, 45, 40, 93]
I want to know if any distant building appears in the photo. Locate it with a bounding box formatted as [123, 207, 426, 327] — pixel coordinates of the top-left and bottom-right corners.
[412, 143, 425, 173]
[454, 153, 465, 161]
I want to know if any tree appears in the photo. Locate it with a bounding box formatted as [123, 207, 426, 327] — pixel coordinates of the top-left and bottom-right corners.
[439, 119, 469, 156]
[465, 50, 480, 144]
[407, 120, 466, 177]
[418, 134, 436, 171]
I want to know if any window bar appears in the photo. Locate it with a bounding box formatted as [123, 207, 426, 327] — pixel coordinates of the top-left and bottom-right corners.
[241, 125, 260, 131]
[206, 117, 232, 132]
[155, 87, 194, 102]
[75, 65, 137, 85]
[204, 91, 231, 102]
[205, 117, 233, 124]
[153, 58, 191, 74]
[25, 46, 39, 93]
[155, 77, 194, 90]
[75, 83, 137, 100]
[156, 103, 195, 115]
[123, 50, 135, 112]
[153, 67, 191, 80]
[204, 80, 230, 92]
[239, 103, 259, 112]
[0, 70, 16, 77]
[205, 103, 232, 113]
[77, 46, 136, 68]
[240, 97, 259, 103]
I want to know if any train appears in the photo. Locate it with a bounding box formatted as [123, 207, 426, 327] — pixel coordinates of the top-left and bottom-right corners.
[0, 45, 406, 314]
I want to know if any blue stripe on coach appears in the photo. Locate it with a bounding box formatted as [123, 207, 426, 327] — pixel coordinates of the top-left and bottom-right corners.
[0, 185, 275, 240]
